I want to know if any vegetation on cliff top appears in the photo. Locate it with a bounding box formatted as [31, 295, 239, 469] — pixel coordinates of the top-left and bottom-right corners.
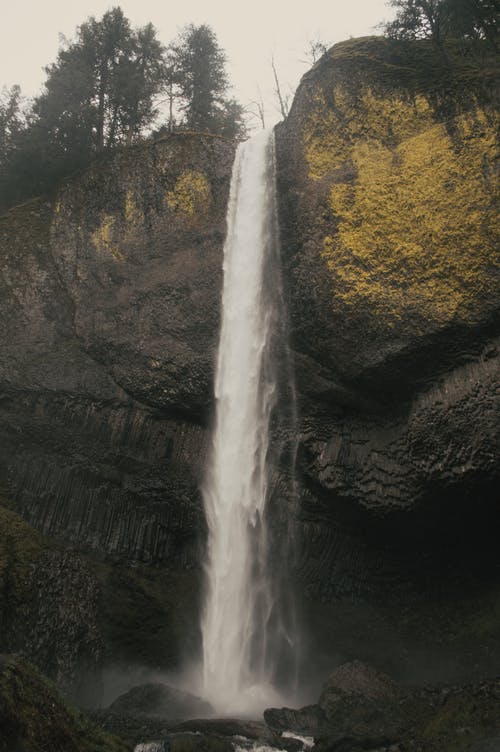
[385, 0, 498, 53]
[0, 7, 244, 214]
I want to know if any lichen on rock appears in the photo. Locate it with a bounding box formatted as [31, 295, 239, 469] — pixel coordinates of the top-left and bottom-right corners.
[321, 107, 499, 328]
[302, 64, 499, 332]
[166, 170, 211, 219]
[91, 213, 125, 261]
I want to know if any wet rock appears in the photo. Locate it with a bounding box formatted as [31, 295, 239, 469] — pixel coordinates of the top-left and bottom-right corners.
[171, 719, 277, 740]
[0, 654, 128, 752]
[468, 740, 500, 752]
[264, 705, 326, 734]
[312, 737, 396, 752]
[319, 661, 401, 714]
[108, 683, 213, 719]
[168, 733, 232, 752]
[0, 133, 234, 691]
[266, 669, 500, 752]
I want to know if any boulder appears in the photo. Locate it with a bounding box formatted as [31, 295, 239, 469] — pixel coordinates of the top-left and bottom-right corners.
[319, 661, 400, 713]
[108, 683, 213, 719]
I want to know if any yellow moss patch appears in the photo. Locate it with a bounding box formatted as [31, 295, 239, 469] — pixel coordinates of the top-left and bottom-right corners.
[305, 86, 435, 180]
[124, 190, 143, 225]
[321, 107, 499, 326]
[91, 214, 124, 261]
[166, 170, 211, 219]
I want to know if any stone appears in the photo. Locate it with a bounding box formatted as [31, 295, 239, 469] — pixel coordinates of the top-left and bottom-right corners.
[108, 682, 213, 719]
[319, 661, 400, 711]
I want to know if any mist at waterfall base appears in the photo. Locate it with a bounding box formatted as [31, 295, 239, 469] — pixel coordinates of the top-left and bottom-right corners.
[197, 128, 300, 717]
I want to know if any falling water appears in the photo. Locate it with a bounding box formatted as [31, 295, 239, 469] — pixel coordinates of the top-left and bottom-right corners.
[201, 129, 292, 715]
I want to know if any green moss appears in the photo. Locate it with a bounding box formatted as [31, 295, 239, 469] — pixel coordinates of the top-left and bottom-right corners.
[0, 506, 51, 604]
[419, 691, 498, 752]
[0, 503, 200, 681]
[322, 108, 499, 327]
[0, 655, 130, 752]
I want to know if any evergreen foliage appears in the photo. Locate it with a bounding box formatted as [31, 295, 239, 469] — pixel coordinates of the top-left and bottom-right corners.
[0, 10, 244, 212]
[167, 23, 246, 138]
[384, 0, 499, 50]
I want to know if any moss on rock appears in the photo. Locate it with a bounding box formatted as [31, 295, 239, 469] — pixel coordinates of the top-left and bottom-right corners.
[302, 39, 499, 334]
[166, 170, 211, 219]
[277, 35, 500, 386]
[0, 655, 130, 752]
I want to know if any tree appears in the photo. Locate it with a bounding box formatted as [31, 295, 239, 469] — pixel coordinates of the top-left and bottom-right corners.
[211, 98, 247, 139]
[35, 8, 166, 153]
[447, 0, 499, 50]
[0, 8, 167, 212]
[168, 24, 244, 136]
[247, 86, 267, 130]
[384, 0, 451, 46]
[302, 37, 330, 65]
[384, 0, 499, 50]
[102, 20, 167, 146]
[271, 55, 291, 119]
[0, 85, 23, 169]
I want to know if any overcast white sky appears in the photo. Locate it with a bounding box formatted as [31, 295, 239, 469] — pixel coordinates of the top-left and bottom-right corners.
[1, 0, 395, 126]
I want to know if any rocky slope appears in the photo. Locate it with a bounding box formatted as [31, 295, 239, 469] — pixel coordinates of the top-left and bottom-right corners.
[0, 655, 129, 752]
[265, 660, 500, 752]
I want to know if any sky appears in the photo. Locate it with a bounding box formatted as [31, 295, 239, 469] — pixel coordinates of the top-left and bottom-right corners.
[0, 0, 395, 127]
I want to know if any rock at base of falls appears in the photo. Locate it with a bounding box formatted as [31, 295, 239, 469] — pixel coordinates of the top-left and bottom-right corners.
[108, 682, 214, 719]
[264, 660, 500, 751]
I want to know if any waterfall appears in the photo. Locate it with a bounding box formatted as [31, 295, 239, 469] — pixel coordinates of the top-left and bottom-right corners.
[201, 129, 293, 715]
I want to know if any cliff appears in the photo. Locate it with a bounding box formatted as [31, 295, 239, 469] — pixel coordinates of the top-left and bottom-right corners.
[0, 132, 235, 697]
[276, 37, 499, 394]
[274, 37, 500, 684]
[0, 132, 235, 563]
[0, 37, 499, 707]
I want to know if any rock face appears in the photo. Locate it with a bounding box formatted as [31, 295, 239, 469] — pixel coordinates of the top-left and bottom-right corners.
[274, 37, 500, 684]
[0, 133, 235, 696]
[1, 37, 499, 704]
[0, 507, 102, 704]
[264, 660, 500, 752]
[276, 37, 499, 392]
[0, 133, 234, 565]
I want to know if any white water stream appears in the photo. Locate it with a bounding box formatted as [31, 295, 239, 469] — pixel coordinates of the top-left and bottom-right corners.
[201, 129, 286, 715]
